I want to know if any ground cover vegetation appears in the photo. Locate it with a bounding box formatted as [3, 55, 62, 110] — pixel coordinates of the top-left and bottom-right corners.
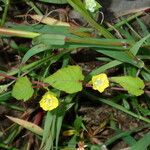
[0, 0, 150, 150]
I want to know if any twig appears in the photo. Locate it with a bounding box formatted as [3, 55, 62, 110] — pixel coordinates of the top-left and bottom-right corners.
[0, 73, 16, 81]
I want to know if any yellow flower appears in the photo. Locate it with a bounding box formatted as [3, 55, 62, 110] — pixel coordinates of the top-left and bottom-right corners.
[92, 73, 109, 93]
[39, 92, 59, 111]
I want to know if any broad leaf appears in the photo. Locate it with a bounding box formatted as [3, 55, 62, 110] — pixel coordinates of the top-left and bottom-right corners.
[12, 76, 34, 101]
[111, 76, 145, 96]
[44, 66, 84, 93]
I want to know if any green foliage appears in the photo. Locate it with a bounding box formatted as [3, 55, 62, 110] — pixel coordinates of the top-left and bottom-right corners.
[12, 76, 34, 101]
[41, 95, 75, 150]
[131, 131, 150, 150]
[67, 0, 113, 38]
[73, 116, 83, 131]
[0, 0, 150, 149]
[0, 91, 11, 102]
[39, 0, 68, 4]
[130, 34, 150, 56]
[44, 66, 84, 93]
[111, 76, 145, 96]
[33, 34, 66, 46]
[22, 44, 50, 63]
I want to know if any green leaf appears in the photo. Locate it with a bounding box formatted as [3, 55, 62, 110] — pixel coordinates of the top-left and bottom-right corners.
[33, 34, 66, 46]
[39, 0, 68, 4]
[86, 60, 122, 81]
[136, 18, 150, 38]
[122, 99, 130, 110]
[0, 91, 11, 102]
[85, 91, 150, 123]
[74, 116, 83, 131]
[130, 34, 150, 56]
[41, 111, 53, 148]
[131, 131, 150, 150]
[96, 49, 138, 66]
[12, 76, 34, 101]
[90, 145, 102, 150]
[44, 66, 84, 93]
[67, 0, 113, 38]
[111, 76, 145, 96]
[22, 44, 50, 63]
[7, 116, 43, 136]
[141, 71, 150, 82]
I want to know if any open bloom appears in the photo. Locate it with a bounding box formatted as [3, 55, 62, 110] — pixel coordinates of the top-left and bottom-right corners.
[39, 92, 59, 111]
[92, 73, 109, 93]
[85, 0, 97, 12]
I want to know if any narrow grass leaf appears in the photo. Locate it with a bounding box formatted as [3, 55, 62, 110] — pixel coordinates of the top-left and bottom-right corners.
[44, 114, 56, 150]
[96, 49, 138, 66]
[136, 18, 150, 37]
[131, 131, 150, 150]
[141, 71, 150, 82]
[3, 125, 21, 144]
[84, 91, 150, 124]
[7, 116, 43, 136]
[0, 91, 11, 102]
[86, 60, 122, 81]
[39, 0, 67, 4]
[33, 34, 66, 46]
[8, 24, 70, 36]
[67, 0, 113, 38]
[41, 111, 53, 148]
[22, 44, 50, 63]
[130, 34, 150, 56]
[55, 116, 63, 150]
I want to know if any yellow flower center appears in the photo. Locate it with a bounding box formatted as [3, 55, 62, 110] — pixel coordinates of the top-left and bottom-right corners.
[91, 73, 109, 93]
[45, 98, 52, 106]
[94, 79, 103, 87]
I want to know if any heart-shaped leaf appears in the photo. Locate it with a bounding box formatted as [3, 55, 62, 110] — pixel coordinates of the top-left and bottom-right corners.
[12, 76, 34, 101]
[44, 66, 84, 93]
[111, 76, 145, 96]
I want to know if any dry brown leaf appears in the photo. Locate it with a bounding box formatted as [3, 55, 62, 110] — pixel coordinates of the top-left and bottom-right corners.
[30, 15, 70, 27]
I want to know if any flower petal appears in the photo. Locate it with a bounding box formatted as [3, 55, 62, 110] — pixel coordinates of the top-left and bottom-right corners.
[92, 73, 109, 93]
[39, 92, 59, 111]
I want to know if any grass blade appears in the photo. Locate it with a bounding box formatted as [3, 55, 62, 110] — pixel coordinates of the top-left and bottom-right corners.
[7, 116, 43, 136]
